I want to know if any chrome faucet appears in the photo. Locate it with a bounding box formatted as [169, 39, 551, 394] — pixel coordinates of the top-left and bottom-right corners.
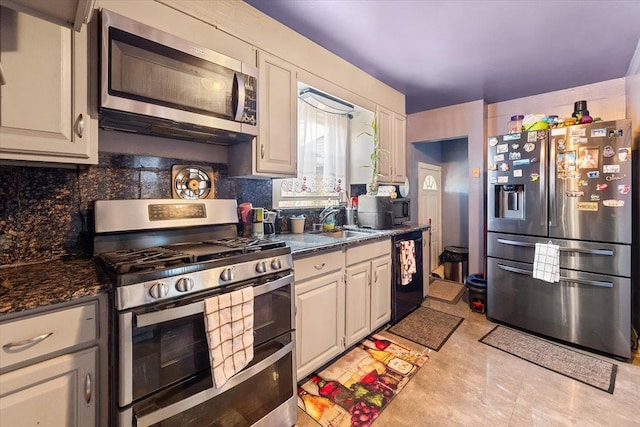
[319, 206, 341, 224]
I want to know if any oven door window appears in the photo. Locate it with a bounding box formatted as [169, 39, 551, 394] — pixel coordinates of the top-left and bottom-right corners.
[254, 281, 293, 346]
[132, 313, 209, 402]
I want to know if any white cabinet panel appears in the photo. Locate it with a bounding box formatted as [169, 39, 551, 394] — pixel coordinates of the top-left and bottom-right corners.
[344, 240, 391, 346]
[377, 106, 406, 184]
[295, 269, 345, 379]
[370, 256, 391, 330]
[229, 50, 297, 177]
[0, 347, 96, 427]
[0, 7, 97, 164]
[345, 263, 370, 346]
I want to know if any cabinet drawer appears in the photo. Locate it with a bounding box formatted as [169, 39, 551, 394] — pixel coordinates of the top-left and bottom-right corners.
[294, 250, 344, 282]
[346, 239, 390, 266]
[0, 302, 97, 370]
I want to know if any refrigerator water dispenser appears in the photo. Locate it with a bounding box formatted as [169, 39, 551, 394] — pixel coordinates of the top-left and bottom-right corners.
[494, 184, 524, 219]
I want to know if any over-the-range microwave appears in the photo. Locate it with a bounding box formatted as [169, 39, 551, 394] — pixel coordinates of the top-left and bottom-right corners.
[100, 10, 258, 144]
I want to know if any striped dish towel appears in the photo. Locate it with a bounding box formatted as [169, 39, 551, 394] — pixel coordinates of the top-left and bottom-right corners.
[204, 286, 254, 388]
[533, 242, 560, 283]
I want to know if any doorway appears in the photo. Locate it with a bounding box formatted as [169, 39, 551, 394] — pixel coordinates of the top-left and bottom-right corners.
[418, 162, 441, 273]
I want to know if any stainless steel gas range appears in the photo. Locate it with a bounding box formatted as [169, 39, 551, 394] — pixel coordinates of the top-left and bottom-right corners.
[93, 199, 297, 427]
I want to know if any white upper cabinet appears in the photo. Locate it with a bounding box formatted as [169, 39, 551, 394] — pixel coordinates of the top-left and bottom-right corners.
[255, 50, 297, 176]
[0, 7, 97, 164]
[0, 0, 95, 31]
[391, 112, 406, 182]
[229, 50, 297, 177]
[377, 105, 406, 184]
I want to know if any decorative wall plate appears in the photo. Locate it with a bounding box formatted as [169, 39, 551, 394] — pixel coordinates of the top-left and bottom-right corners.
[171, 165, 213, 199]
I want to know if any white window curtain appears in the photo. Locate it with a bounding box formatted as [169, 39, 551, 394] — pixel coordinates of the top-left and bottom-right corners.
[281, 99, 347, 194]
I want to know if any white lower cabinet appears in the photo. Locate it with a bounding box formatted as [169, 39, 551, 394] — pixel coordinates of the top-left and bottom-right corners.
[295, 249, 345, 379]
[345, 240, 392, 347]
[294, 239, 391, 380]
[0, 297, 104, 426]
[0, 347, 96, 427]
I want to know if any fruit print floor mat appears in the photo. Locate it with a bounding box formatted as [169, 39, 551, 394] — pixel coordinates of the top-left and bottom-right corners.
[297, 333, 428, 427]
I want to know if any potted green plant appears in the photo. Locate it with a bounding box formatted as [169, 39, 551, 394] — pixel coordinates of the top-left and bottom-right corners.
[359, 115, 387, 195]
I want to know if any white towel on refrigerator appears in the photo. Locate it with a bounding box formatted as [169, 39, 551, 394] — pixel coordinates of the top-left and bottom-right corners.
[533, 242, 560, 283]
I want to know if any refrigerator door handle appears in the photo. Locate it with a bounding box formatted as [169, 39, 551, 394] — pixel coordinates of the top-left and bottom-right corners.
[547, 132, 556, 227]
[559, 247, 614, 256]
[496, 238, 614, 256]
[497, 263, 613, 288]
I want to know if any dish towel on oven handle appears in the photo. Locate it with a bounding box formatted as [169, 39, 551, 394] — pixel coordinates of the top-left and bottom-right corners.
[204, 286, 254, 388]
[400, 240, 417, 286]
[533, 242, 560, 283]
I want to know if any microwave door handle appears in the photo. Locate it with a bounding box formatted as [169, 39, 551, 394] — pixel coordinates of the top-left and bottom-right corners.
[234, 72, 246, 122]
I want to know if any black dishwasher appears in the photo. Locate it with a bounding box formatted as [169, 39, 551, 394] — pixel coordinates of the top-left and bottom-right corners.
[391, 230, 424, 323]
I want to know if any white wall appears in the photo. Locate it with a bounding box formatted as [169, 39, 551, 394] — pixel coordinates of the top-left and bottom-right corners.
[407, 100, 485, 274]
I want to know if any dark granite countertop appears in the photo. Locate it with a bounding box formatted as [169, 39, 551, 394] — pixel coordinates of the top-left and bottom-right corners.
[0, 224, 428, 315]
[279, 223, 430, 258]
[0, 258, 112, 317]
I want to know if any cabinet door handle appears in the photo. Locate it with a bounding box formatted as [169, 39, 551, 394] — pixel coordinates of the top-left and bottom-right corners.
[314, 263, 325, 270]
[374, 271, 378, 284]
[261, 144, 265, 159]
[2, 332, 53, 351]
[85, 373, 92, 404]
[76, 113, 84, 138]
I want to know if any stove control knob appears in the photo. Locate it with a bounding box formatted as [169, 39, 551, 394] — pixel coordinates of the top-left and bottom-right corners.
[271, 258, 282, 270]
[256, 261, 267, 274]
[149, 282, 168, 299]
[175, 277, 194, 293]
[220, 268, 235, 282]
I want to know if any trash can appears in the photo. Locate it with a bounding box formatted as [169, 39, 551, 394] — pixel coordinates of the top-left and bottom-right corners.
[439, 246, 468, 283]
[465, 273, 487, 313]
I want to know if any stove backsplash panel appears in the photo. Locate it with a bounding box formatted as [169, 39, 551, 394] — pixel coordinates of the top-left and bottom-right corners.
[0, 153, 257, 266]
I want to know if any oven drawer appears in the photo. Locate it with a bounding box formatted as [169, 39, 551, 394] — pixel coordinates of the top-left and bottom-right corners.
[1, 301, 97, 370]
[120, 332, 296, 427]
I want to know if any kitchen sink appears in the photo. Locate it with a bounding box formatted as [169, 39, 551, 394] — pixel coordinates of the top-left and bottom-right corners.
[324, 230, 374, 239]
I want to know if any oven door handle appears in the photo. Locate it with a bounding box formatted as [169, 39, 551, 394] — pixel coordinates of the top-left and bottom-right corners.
[135, 274, 293, 327]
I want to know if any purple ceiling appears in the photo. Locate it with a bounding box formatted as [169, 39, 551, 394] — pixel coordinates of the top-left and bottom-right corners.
[244, 0, 640, 114]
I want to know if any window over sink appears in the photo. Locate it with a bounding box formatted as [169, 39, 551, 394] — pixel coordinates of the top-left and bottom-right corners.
[272, 83, 375, 208]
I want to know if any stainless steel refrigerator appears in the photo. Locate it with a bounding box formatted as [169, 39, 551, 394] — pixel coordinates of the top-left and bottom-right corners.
[486, 119, 635, 360]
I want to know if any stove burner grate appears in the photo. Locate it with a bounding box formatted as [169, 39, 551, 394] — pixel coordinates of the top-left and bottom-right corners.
[98, 247, 194, 274]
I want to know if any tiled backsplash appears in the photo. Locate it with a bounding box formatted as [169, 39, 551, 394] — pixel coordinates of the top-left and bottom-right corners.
[0, 153, 267, 265]
[0, 154, 367, 266]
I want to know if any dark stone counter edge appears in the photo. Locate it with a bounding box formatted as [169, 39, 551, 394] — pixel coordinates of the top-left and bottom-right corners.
[0, 258, 113, 318]
[282, 224, 430, 258]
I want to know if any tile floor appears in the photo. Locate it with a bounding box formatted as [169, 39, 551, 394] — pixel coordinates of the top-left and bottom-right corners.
[296, 292, 640, 426]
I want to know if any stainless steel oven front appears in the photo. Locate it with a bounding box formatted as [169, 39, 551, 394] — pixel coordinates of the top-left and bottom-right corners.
[117, 274, 297, 426]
